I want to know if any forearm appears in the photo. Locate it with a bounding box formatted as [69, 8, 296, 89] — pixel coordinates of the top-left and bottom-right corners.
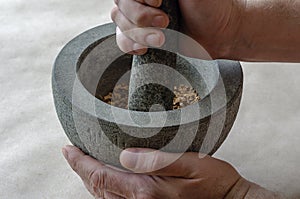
[230, 0, 300, 62]
[225, 178, 285, 199]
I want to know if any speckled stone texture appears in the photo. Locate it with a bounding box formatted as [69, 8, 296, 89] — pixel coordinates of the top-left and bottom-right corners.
[129, 0, 180, 111]
[52, 23, 243, 168]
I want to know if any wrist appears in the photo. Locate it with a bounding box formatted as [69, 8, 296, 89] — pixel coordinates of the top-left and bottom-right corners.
[214, 0, 246, 60]
[224, 177, 251, 199]
[228, 0, 300, 62]
[225, 177, 285, 199]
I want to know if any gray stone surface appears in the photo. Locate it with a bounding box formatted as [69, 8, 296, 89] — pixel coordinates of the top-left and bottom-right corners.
[52, 23, 243, 167]
[1, 1, 300, 198]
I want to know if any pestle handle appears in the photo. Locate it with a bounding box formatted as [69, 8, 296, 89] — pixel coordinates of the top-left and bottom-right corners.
[160, 0, 180, 31]
[128, 0, 180, 112]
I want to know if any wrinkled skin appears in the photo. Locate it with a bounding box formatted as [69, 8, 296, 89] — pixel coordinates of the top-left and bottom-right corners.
[62, 146, 242, 199]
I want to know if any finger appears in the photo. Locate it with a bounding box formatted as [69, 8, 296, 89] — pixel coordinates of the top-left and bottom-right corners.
[112, 8, 165, 48]
[120, 148, 211, 178]
[114, 0, 163, 7]
[128, 0, 163, 8]
[116, 0, 168, 27]
[62, 145, 141, 198]
[116, 27, 148, 55]
[62, 145, 105, 181]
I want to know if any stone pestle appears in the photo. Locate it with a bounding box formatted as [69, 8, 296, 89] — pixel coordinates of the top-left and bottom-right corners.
[128, 0, 180, 112]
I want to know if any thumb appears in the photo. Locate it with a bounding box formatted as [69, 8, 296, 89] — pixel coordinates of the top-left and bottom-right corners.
[120, 148, 206, 178]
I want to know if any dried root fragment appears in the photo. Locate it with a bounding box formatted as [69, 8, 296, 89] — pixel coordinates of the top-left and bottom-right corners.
[99, 83, 200, 110]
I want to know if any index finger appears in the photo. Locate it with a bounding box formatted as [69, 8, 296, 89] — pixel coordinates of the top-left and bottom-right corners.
[115, 0, 162, 8]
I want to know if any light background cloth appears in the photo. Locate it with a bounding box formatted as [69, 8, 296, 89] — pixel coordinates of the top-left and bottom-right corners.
[0, 0, 299, 198]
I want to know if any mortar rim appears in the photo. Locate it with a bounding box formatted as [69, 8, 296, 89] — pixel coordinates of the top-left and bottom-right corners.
[53, 23, 242, 128]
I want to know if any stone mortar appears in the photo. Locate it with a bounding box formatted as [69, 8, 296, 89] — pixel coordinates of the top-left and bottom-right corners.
[52, 23, 243, 168]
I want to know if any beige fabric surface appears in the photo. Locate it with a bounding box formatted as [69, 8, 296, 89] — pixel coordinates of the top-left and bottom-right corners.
[0, 0, 299, 198]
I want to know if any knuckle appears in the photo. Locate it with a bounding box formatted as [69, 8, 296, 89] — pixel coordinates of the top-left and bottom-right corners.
[125, 28, 141, 42]
[89, 168, 108, 191]
[117, 34, 135, 53]
[149, 152, 162, 171]
[117, 35, 129, 51]
[110, 7, 119, 22]
[135, 9, 149, 26]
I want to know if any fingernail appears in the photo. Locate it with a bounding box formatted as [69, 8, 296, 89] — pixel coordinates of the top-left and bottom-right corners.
[120, 149, 139, 169]
[62, 147, 69, 160]
[152, 15, 166, 27]
[145, 33, 161, 47]
[145, 0, 159, 7]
